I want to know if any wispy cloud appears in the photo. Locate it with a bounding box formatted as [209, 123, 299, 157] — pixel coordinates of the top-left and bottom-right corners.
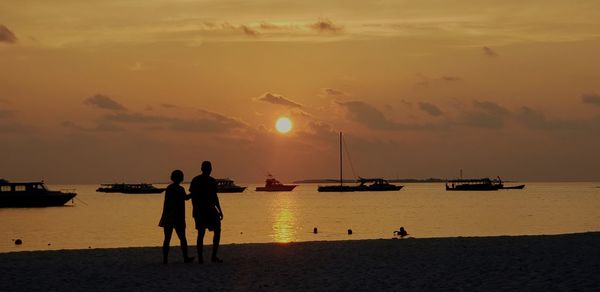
[258, 92, 303, 108]
[0, 25, 17, 44]
[308, 18, 343, 33]
[482, 46, 498, 58]
[84, 94, 127, 111]
[582, 93, 600, 106]
[460, 100, 510, 128]
[418, 102, 443, 117]
[338, 100, 435, 131]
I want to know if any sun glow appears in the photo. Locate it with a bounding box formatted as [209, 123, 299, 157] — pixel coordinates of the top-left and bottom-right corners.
[275, 117, 293, 134]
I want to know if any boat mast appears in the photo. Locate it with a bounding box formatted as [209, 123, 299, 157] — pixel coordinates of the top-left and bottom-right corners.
[339, 132, 343, 187]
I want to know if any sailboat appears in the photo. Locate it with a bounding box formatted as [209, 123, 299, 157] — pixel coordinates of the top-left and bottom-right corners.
[317, 132, 403, 192]
[317, 133, 356, 192]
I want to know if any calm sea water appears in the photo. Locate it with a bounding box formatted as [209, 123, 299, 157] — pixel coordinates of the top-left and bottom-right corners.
[1, 182, 599, 252]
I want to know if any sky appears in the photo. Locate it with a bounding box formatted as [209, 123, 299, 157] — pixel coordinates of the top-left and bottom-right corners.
[1, 0, 600, 183]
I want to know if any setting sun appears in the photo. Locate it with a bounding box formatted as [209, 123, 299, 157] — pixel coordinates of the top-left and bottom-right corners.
[275, 117, 293, 134]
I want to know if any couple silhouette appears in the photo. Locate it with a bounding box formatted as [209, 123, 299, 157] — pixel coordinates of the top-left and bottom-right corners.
[158, 161, 224, 264]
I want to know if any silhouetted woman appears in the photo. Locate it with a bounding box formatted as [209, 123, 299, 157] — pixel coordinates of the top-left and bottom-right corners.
[159, 169, 194, 264]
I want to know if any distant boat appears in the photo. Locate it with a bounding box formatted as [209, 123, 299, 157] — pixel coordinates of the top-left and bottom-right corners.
[217, 179, 246, 193]
[0, 180, 76, 207]
[96, 183, 165, 194]
[445, 177, 525, 191]
[356, 178, 403, 192]
[255, 175, 297, 192]
[317, 132, 402, 192]
[445, 178, 502, 191]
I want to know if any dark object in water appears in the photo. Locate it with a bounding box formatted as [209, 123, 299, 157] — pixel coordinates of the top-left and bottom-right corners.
[501, 184, 526, 190]
[0, 180, 76, 208]
[313, 227, 318, 234]
[15, 239, 22, 245]
[394, 227, 409, 238]
[255, 174, 297, 192]
[216, 179, 246, 193]
[347, 229, 353, 235]
[96, 183, 165, 194]
[445, 178, 502, 191]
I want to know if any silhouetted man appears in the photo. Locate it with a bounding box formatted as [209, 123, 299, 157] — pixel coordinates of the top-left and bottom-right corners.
[189, 161, 224, 263]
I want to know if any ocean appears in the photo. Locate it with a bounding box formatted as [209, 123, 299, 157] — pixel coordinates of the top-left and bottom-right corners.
[1, 182, 599, 252]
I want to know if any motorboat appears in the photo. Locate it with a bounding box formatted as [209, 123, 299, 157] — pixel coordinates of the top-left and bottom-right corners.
[0, 180, 76, 207]
[255, 175, 297, 192]
[96, 183, 165, 194]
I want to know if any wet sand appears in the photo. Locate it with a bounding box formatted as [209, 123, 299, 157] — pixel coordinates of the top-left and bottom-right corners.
[1, 232, 599, 291]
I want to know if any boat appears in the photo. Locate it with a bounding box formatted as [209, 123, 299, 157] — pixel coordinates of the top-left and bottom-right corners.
[318, 132, 356, 192]
[0, 180, 77, 207]
[501, 184, 526, 190]
[255, 175, 297, 192]
[356, 178, 403, 191]
[217, 179, 246, 193]
[317, 132, 402, 192]
[96, 183, 165, 194]
[445, 178, 503, 191]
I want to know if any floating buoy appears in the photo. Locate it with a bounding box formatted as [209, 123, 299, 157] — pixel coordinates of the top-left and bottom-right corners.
[48, 243, 51, 246]
[347, 229, 353, 235]
[313, 227, 318, 234]
[14, 239, 22, 245]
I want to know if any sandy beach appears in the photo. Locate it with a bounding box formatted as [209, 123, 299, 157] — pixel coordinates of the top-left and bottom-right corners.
[1, 232, 599, 291]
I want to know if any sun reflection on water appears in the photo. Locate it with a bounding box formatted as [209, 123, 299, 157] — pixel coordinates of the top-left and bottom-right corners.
[271, 195, 297, 243]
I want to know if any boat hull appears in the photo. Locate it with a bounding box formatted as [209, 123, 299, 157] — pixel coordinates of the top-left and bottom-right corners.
[357, 185, 404, 192]
[501, 185, 526, 190]
[446, 185, 501, 191]
[255, 185, 297, 192]
[0, 191, 76, 208]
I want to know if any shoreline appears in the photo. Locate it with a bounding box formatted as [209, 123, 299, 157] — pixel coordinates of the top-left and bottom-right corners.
[2, 232, 599, 291]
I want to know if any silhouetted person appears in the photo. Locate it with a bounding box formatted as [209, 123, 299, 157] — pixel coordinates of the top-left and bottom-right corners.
[190, 161, 224, 264]
[159, 169, 194, 264]
[394, 226, 409, 238]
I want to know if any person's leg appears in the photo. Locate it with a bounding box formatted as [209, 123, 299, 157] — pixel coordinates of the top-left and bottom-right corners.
[163, 227, 174, 264]
[211, 226, 222, 262]
[175, 226, 193, 263]
[197, 228, 206, 264]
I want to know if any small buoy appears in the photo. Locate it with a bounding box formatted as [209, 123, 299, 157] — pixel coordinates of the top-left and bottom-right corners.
[240, 232, 243, 234]
[313, 227, 318, 234]
[48, 243, 51, 246]
[88, 246, 91, 249]
[15, 239, 22, 245]
[347, 229, 353, 235]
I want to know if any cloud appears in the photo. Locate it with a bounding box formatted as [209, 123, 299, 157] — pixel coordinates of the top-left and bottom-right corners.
[418, 102, 443, 117]
[258, 92, 303, 108]
[0, 110, 15, 119]
[260, 23, 282, 30]
[308, 18, 343, 33]
[240, 25, 259, 36]
[441, 76, 461, 81]
[460, 101, 510, 128]
[338, 100, 434, 131]
[482, 46, 498, 57]
[322, 88, 346, 97]
[104, 109, 246, 133]
[84, 94, 127, 111]
[516, 107, 578, 130]
[0, 25, 17, 44]
[582, 93, 600, 106]
[62, 121, 124, 133]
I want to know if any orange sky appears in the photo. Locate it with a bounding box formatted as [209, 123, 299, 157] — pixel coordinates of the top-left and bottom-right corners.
[1, 1, 600, 183]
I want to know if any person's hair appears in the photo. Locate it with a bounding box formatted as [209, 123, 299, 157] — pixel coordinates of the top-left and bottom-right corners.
[170, 169, 184, 183]
[201, 161, 212, 173]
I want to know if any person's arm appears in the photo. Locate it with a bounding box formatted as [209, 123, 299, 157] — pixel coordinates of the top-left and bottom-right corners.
[215, 194, 223, 220]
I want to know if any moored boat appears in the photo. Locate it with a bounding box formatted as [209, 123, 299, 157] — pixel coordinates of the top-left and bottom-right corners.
[96, 183, 165, 194]
[0, 180, 76, 207]
[356, 178, 403, 192]
[256, 175, 297, 192]
[445, 178, 503, 191]
[217, 179, 246, 193]
[501, 184, 526, 190]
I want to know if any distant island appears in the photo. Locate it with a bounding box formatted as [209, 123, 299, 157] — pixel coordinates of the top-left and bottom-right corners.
[293, 178, 445, 184]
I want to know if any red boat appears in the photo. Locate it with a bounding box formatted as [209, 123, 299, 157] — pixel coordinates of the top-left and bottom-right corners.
[255, 175, 297, 192]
